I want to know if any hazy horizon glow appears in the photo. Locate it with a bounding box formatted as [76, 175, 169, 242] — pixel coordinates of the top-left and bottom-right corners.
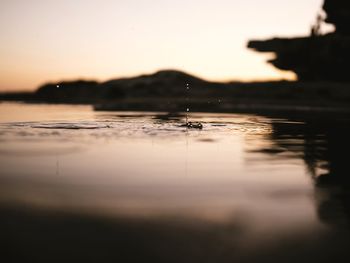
[0, 0, 330, 91]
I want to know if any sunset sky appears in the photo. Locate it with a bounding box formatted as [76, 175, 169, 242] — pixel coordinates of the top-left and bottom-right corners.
[0, 0, 331, 91]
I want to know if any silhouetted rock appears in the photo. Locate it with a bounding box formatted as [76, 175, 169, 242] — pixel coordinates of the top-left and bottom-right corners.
[248, 0, 350, 82]
[248, 34, 350, 81]
[323, 0, 350, 35]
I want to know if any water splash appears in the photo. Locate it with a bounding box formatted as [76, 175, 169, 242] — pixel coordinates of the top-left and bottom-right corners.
[181, 83, 203, 129]
[186, 83, 190, 125]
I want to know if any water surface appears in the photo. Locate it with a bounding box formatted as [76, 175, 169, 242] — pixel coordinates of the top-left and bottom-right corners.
[1, 102, 349, 262]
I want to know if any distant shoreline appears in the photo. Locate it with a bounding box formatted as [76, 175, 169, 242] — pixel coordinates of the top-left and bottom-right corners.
[1, 70, 350, 116]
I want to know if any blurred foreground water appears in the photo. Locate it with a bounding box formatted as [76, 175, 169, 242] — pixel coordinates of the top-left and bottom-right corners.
[0, 102, 349, 263]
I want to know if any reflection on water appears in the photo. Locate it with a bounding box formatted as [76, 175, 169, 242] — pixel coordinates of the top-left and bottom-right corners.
[256, 118, 350, 228]
[0, 102, 349, 262]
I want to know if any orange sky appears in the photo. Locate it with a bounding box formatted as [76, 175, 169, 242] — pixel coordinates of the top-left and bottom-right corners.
[0, 0, 332, 91]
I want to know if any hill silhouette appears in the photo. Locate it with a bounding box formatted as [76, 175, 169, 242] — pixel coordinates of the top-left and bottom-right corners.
[1, 69, 350, 114]
[29, 70, 223, 104]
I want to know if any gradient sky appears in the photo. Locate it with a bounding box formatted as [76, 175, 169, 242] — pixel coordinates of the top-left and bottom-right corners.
[0, 0, 331, 91]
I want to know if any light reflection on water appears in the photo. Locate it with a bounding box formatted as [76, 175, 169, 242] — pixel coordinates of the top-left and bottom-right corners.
[0, 102, 349, 262]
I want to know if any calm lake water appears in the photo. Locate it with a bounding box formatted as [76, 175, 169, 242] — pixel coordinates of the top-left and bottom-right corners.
[1, 102, 349, 262]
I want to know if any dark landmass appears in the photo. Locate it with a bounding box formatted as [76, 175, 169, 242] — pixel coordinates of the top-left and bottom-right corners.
[248, 0, 350, 82]
[248, 34, 350, 82]
[1, 69, 350, 115]
[323, 0, 350, 36]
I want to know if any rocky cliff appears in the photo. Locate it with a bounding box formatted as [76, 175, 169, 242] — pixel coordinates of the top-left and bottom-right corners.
[248, 0, 350, 82]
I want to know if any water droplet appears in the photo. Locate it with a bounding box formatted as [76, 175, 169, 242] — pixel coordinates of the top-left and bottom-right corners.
[187, 108, 189, 112]
[56, 84, 60, 88]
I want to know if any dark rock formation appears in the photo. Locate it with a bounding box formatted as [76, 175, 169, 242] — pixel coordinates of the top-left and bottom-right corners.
[248, 0, 350, 82]
[323, 0, 350, 35]
[248, 34, 350, 81]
